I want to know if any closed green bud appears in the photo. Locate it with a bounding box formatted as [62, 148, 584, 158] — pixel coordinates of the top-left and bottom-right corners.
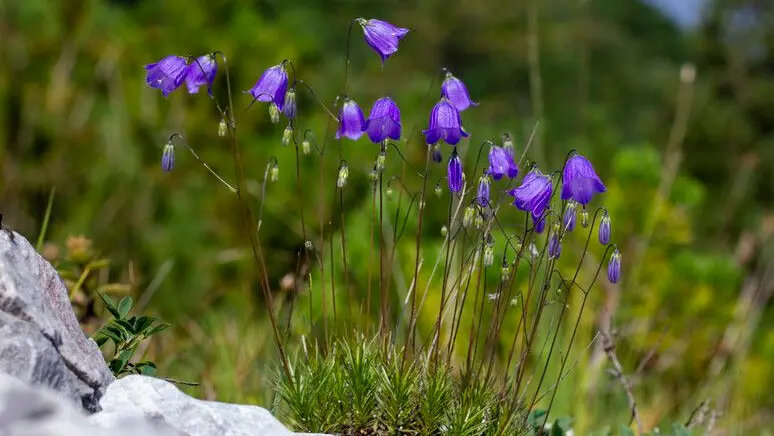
[386, 186, 393, 199]
[304, 240, 313, 250]
[501, 264, 511, 282]
[501, 132, 514, 151]
[376, 152, 386, 172]
[441, 225, 448, 237]
[434, 183, 442, 198]
[581, 209, 590, 228]
[474, 214, 484, 229]
[463, 206, 475, 228]
[301, 139, 311, 155]
[270, 163, 279, 182]
[269, 103, 280, 124]
[218, 119, 228, 137]
[368, 169, 378, 182]
[337, 164, 349, 188]
[483, 245, 494, 267]
[282, 125, 293, 146]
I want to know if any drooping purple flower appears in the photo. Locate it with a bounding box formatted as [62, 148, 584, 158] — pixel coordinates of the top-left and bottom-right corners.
[362, 97, 401, 143]
[185, 54, 218, 96]
[562, 153, 606, 205]
[608, 248, 621, 284]
[477, 176, 490, 207]
[357, 18, 409, 63]
[548, 233, 562, 259]
[448, 152, 463, 194]
[487, 146, 518, 181]
[563, 201, 577, 232]
[533, 215, 546, 234]
[283, 89, 297, 119]
[509, 169, 553, 227]
[423, 98, 469, 146]
[247, 64, 289, 111]
[145, 55, 188, 97]
[336, 98, 365, 140]
[161, 143, 175, 172]
[599, 213, 611, 245]
[441, 71, 478, 112]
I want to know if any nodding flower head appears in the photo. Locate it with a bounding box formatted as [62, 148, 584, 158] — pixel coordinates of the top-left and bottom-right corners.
[509, 168, 553, 229]
[487, 145, 518, 181]
[185, 54, 218, 96]
[563, 201, 577, 232]
[477, 176, 490, 207]
[336, 98, 366, 140]
[248, 64, 289, 111]
[548, 232, 562, 259]
[599, 213, 611, 245]
[608, 248, 621, 284]
[283, 89, 297, 119]
[362, 96, 401, 143]
[145, 55, 188, 97]
[448, 152, 463, 194]
[533, 214, 546, 234]
[356, 18, 409, 64]
[441, 71, 478, 112]
[423, 98, 469, 146]
[161, 143, 175, 172]
[562, 153, 606, 205]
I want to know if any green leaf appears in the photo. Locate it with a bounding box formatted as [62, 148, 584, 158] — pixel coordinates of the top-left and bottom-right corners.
[133, 316, 152, 333]
[145, 322, 170, 337]
[95, 336, 108, 347]
[117, 296, 133, 319]
[114, 319, 137, 334]
[619, 425, 635, 436]
[103, 325, 128, 342]
[97, 292, 120, 319]
[137, 361, 157, 376]
[528, 409, 548, 429]
[111, 349, 133, 375]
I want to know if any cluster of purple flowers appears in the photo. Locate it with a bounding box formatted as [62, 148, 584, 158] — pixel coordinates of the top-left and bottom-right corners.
[145, 17, 622, 284]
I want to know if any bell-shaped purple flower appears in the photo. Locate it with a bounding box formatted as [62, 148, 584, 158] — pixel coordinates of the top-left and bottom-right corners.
[563, 201, 577, 232]
[336, 98, 365, 140]
[185, 54, 217, 96]
[441, 71, 478, 112]
[362, 97, 401, 143]
[248, 64, 289, 111]
[599, 213, 611, 245]
[509, 169, 553, 225]
[423, 98, 469, 146]
[548, 233, 562, 259]
[487, 146, 518, 181]
[161, 143, 175, 172]
[357, 18, 409, 63]
[562, 153, 606, 205]
[283, 89, 297, 119]
[448, 152, 463, 194]
[533, 214, 546, 234]
[477, 176, 490, 207]
[608, 248, 621, 284]
[145, 55, 188, 97]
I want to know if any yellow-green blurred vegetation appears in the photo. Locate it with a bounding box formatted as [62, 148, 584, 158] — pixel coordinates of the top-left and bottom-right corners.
[2, 0, 773, 434]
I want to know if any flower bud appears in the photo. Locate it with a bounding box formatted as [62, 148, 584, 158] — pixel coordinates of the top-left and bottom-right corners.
[477, 176, 490, 207]
[368, 169, 378, 182]
[528, 242, 539, 260]
[501, 132, 514, 152]
[563, 201, 577, 232]
[305, 240, 313, 251]
[441, 225, 448, 237]
[161, 143, 175, 172]
[301, 139, 311, 155]
[269, 103, 280, 124]
[386, 186, 393, 199]
[501, 263, 511, 282]
[548, 233, 561, 259]
[608, 248, 621, 284]
[509, 297, 518, 307]
[462, 206, 475, 228]
[282, 125, 293, 146]
[337, 164, 349, 188]
[283, 89, 297, 119]
[218, 119, 228, 137]
[270, 163, 279, 182]
[474, 214, 484, 230]
[431, 144, 442, 163]
[599, 214, 611, 245]
[376, 151, 387, 173]
[483, 245, 494, 267]
[581, 209, 590, 228]
[434, 183, 443, 198]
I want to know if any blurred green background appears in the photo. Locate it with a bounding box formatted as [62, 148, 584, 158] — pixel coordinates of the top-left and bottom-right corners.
[1, 0, 773, 433]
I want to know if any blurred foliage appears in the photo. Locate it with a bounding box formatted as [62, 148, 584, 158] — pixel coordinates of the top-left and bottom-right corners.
[1, 0, 773, 433]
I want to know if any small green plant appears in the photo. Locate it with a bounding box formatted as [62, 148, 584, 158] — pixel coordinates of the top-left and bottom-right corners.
[94, 292, 170, 377]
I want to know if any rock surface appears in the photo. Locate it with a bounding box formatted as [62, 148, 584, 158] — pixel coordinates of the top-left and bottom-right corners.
[0, 230, 114, 412]
[90, 375, 295, 436]
[0, 372, 181, 436]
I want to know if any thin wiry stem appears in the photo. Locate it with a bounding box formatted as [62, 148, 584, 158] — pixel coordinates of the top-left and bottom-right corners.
[169, 133, 236, 193]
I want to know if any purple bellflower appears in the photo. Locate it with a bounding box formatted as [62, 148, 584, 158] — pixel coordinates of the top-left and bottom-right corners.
[248, 64, 289, 111]
[145, 55, 188, 97]
[562, 153, 606, 206]
[283, 89, 297, 119]
[548, 233, 562, 259]
[357, 18, 409, 63]
[477, 176, 490, 207]
[336, 98, 366, 140]
[608, 248, 621, 284]
[563, 201, 577, 232]
[185, 54, 217, 96]
[423, 98, 469, 146]
[534, 215, 546, 234]
[362, 97, 401, 143]
[509, 169, 553, 232]
[599, 213, 611, 245]
[448, 152, 463, 194]
[441, 71, 478, 112]
[161, 143, 175, 172]
[487, 145, 518, 181]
